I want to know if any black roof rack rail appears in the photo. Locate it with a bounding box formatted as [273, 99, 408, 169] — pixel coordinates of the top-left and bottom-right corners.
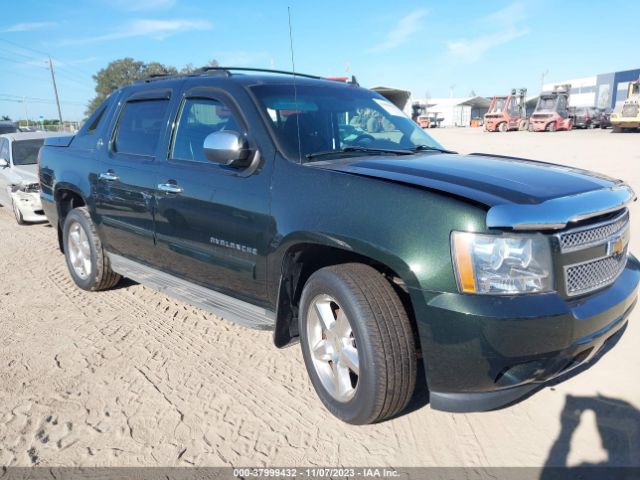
[136, 66, 329, 84]
[198, 66, 324, 80]
[136, 73, 185, 84]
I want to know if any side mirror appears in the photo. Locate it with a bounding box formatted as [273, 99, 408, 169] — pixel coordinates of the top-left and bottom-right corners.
[203, 131, 253, 168]
[0, 158, 8, 168]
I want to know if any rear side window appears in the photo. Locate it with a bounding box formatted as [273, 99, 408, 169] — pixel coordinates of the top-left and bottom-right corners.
[114, 99, 169, 156]
[85, 105, 107, 134]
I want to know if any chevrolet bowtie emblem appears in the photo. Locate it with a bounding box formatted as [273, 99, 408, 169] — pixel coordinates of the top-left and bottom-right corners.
[607, 236, 625, 256]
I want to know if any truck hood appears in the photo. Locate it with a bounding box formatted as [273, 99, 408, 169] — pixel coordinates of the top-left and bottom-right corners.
[10, 164, 38, 184]
[312, 153, 635, 230]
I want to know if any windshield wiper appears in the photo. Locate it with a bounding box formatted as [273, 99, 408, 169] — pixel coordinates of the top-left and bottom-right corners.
[412, 145, 457, 154]
[305, 146, 414, 160]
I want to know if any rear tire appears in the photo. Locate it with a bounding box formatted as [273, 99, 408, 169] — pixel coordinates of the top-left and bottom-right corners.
[299, 263, 417, 424]
[63, 207, 121, 291]
[12, 199, 26, 225]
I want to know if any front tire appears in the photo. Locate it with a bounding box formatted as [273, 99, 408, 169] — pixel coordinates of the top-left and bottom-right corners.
[547, 122, 556, 132]
[498, 122, 508, 132]
[299, 263, 416, 424]
[63, 207, 121, 291]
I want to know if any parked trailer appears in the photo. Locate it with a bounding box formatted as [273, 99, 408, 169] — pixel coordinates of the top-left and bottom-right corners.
[484, 88, 528, 132]
[529, 84, 573, 132]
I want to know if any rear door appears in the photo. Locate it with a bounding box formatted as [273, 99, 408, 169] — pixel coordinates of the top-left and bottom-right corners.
[153, 88, 274, 306]
[95, 87, 178, 267]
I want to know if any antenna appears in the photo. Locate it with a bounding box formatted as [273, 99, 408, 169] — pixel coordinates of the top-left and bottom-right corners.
[288, 6, 302, 163]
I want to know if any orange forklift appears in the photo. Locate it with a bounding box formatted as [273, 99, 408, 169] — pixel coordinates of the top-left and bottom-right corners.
[484, 88, 529, 132]
[529, 84, 573, 132]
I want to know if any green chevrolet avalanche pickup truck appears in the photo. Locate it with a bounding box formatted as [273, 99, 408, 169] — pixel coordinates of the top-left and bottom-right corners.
[38, 68, 638, 424]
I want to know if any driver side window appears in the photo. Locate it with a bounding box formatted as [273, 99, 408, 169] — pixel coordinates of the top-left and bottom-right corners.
[172, 98, 243, 162]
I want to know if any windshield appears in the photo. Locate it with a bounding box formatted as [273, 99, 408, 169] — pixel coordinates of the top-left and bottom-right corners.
[489, 98, 506, 113]
[536, 97, 557, 112]
[0, 124, 18, 134]
[12, 138, 44, 166]
[251, 84, 444, 162]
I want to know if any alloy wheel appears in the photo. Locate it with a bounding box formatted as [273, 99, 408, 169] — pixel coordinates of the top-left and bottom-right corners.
[306, 294, 359, 402]
[67, 221, 92, 280]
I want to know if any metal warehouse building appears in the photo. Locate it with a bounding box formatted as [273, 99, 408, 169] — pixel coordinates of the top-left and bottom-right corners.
[408, 96, 491, 127]
[543, 68, 640, 110]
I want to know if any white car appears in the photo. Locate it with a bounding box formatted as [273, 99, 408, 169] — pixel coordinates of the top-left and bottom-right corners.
[0, 132, 57, 224]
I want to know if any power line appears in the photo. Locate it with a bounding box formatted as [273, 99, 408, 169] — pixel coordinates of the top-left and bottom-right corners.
[0, 96, 86, 106]
[0, 38, 96, 76]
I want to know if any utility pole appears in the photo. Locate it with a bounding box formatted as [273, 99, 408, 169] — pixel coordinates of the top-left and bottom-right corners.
[22, 97, 29, 128]
[48, 56, 63, 129]
[540, 69, 549, 94]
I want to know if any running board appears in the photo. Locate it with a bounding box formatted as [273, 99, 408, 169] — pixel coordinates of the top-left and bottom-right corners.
[107, 253, 275, 330]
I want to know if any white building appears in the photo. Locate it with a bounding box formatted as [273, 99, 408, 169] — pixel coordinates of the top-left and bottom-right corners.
[542, 68, 640, 109]
[542, 76, 597, 108]
[411, 97, 491, 127]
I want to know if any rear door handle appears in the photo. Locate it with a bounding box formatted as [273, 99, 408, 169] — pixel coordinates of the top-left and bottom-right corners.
[158, 182, 183, 194]
[99, 171, 119, 181]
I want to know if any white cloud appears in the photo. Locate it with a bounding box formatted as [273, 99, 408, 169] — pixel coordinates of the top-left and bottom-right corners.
[447, 27, 530, 63]
[446, 2, 530, 63]
[106, 0, 176, 11]
[60, 19, 212, 45]
[2, 21, 57, 33]
[368, 9, 428, 53]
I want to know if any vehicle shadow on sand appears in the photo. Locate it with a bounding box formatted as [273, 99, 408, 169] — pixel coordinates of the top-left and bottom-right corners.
[540, 394, 640, 475]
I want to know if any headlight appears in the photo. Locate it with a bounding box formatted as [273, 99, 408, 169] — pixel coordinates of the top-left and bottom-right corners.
[17, 183, 40, 193]
[451, 231, 553, 295]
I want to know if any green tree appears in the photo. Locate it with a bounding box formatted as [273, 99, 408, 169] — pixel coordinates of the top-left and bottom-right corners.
[85, 58, 177, 115]
[86, 58, 220, 116]
[180, 59, 219, 74]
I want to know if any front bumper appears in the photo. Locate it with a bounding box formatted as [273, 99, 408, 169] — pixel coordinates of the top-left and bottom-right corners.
[530, 119, 551, 131]
[611, 118, 640, 128]
[410, 254, 640, 413]
[11, 191, 47, 222]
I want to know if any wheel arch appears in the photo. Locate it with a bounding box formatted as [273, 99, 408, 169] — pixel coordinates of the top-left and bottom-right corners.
[54, 184, 88, 253]
[272, 237, 421, 352]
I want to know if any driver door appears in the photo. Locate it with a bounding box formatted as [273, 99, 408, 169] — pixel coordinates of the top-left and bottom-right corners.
[154, 91, 273, 306]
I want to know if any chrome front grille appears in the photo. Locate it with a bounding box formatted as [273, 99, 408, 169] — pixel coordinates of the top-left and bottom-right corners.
[565, 250, 628, 296]
[559, 211, 629, 252]
[559, 209, 630, 297]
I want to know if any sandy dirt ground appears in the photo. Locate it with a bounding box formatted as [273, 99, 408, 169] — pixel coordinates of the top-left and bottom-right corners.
[0, 128, 638, 467]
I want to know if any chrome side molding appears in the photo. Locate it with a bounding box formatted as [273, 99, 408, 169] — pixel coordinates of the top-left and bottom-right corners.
[487, 184, 637, 231]
[107, 253, 276, 330]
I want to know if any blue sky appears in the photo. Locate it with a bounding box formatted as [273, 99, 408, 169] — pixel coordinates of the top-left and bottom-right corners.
[0, 0, 637, 121]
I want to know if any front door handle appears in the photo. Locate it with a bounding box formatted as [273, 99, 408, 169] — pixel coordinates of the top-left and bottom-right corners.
[158, 182, 183, 194]
[99, 171, 119, 182]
